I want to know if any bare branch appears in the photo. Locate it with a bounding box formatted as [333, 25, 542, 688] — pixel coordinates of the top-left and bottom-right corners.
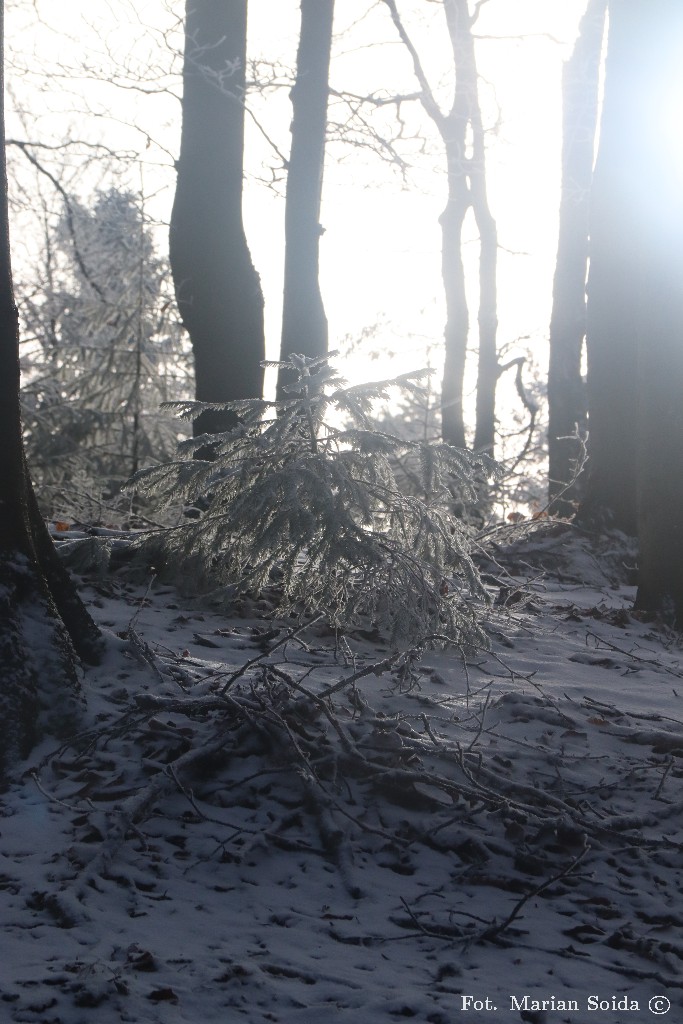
[8, 140, 105, 300]
[470, 0, 492, 27]
[380, 0, 446, 128]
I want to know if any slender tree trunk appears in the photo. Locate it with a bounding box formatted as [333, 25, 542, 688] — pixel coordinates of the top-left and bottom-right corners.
[383, 0, 498, 454]
[439, 143, 470, 451]
[449, 1, 499, 458]
[277, 0, 334, 398]
[170, 0, 265, 437]
[440, 0, 480, 452]
[547, 0, 606, 515]
[471, 197, 498, 456]
[0, 1, 102, 783]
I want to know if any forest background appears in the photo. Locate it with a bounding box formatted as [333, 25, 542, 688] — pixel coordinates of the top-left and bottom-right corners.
[2, 0, 683, 775]
[7, 0, 587, 495]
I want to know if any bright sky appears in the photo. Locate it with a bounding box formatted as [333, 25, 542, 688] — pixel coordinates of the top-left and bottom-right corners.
[6, 0, 588, 429]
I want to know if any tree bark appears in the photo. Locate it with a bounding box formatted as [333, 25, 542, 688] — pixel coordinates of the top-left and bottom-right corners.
[170, 0, 265, 437]
[547, 0, 606, 515]
[0, 1, 102, 783]
[277, 0, 334, 398]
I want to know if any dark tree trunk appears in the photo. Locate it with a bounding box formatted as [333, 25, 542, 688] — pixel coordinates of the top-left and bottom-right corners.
[628, 1, 683, 621]
[547, 0, 606, 515]
[277, 0, 334, 398]
[170, 0, 265, 437]
[0, 1, 102, 783]
[580, 0, 646, 533]
[635, 257, 683, 622]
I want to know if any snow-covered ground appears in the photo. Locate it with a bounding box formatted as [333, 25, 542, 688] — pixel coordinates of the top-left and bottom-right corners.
[2, 531, 683, 1023]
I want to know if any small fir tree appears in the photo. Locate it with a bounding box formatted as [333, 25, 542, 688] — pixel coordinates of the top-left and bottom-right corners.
[20, 189, 189, 515]
[135, 354, 497, 649]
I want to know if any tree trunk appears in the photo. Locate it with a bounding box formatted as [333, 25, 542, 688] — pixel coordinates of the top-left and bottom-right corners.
[439, 149, 470, 451]
[277, 0, 334, 398]
[440, 0, 478, 452]
[453, 0, 499, 458]
[635, 255, 683, 622]
[471, 196, 498, 457]
[0, 1, 102, 783]
[580, 0, 645, 533]
[628, 0, 683, 620]
[383, 0, 498, 454]
[547, 0, 606, 515]
[170, 0, 265, 437]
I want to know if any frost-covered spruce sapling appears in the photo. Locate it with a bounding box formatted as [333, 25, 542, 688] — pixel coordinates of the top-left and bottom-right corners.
[134, 353, 497, 649]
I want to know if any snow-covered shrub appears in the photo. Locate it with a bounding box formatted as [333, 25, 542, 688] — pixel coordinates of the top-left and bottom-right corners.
[135, 354, 497, 649]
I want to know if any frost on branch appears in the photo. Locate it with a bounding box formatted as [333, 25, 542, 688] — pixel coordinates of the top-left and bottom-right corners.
[134, 353, 498, 649]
